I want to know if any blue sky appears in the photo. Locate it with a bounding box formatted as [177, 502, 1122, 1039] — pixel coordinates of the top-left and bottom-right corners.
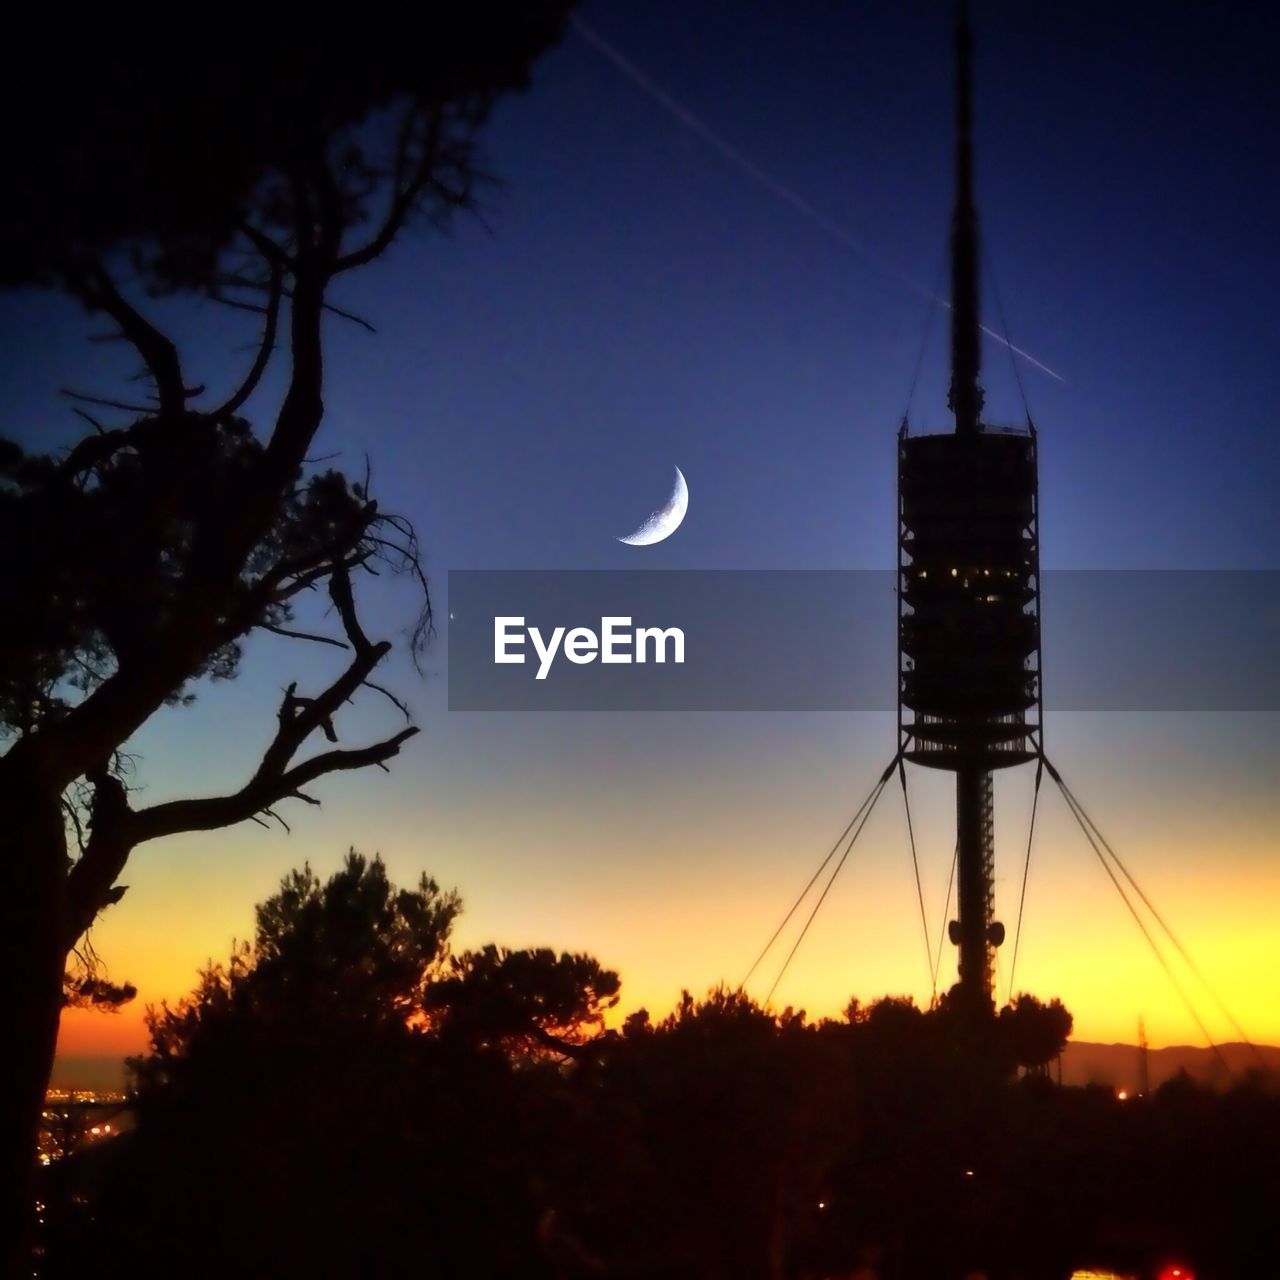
[5, 0, 1279, 1059]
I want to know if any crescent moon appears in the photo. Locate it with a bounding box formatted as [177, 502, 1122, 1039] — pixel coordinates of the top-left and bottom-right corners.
[617, 466, 688, 546]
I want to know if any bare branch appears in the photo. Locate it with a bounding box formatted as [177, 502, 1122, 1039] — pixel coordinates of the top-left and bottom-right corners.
[219, 544, 372, 647]
[61, 389, 154, 415]
[261, 623, 350, 650]
[70, 407, 108, 434]
[334, 104, 444, 273]
[263, 807, 292, 834]
[124, 567, 415, 849]
[321, 301, 376, 333]
[207, 294, 271, 317]
[214, 259, 284, 419]
[330, 563, 372, 654]
[362, 680, 412, 723]
[237, 220, 292, 269]
[217, 271, 375, 332]
[71, 264, 186, 417]
[61, 797, 87, 857]
[131, 726, 419, 843]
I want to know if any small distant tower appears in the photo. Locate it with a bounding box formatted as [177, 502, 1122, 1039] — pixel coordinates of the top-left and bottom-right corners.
[1138, 1017, 1151, 1097]
[897, 1, 1043, 1014]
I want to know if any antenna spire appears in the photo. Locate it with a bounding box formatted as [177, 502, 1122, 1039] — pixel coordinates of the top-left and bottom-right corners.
[948, 0, 984, 434]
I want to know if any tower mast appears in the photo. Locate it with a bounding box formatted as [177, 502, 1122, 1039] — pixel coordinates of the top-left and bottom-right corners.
[898, 1, 1041, 1020]
[949, 0, 984, 437]
[951, 0, 997, 1010]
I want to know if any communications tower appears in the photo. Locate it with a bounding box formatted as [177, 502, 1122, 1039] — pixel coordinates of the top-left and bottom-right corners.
[897, 3, 1043, 1012]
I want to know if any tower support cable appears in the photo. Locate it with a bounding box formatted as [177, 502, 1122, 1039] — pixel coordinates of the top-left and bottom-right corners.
[1043, 757, 1266, 1071]
[739, 753, 901, 993]
[763, 766, 896, 1007]
[1044, 760, 1227, 1068]
[897, 759, 936, 1002]
[1006, 758, 1044, 999]
[931, 841, 959, 1003]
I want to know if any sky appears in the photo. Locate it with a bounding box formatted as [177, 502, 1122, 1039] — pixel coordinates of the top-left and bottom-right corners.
[3, 0, 1278, 1077]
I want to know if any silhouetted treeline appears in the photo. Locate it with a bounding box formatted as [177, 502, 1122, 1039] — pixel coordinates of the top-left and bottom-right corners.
[40, 855, 1279, 1279]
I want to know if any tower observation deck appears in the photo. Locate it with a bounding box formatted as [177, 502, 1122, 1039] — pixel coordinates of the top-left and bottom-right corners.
[896, 3, 1043, 1008]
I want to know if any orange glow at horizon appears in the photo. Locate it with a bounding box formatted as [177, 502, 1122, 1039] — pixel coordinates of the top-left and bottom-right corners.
[55, 817, 1280, 1077]
[51, 710, 1280, 1085]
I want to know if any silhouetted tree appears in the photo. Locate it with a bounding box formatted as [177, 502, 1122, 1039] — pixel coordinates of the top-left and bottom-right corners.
[998, 993, 1074, 1075]
[425, 944, 621, 1059]
[46, 852, 617, 1278]
[131, 851, 461, 1097]
[562, 987, 858, 1279]
[0, 7, 573, 1264]
[530, 989, 1084, 1278]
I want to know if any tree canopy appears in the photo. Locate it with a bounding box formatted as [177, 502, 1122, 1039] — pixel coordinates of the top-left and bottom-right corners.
[1, 6, 571, 291]
[1, 8, 575, 1263]
[53, 854, 619, 1278]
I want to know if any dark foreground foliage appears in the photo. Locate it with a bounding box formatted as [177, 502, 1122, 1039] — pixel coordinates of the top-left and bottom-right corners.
[40, 856, 1279, 1280]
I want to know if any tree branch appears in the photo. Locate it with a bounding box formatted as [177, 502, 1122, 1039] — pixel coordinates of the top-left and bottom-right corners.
[216, 272, 375, 332]
[61, 389, 154, 415]
[236, 220, 292, 270]
[130, 726, 418, 843]
[362, 680, 412, 723]
[124, 569, 415, 846]
[70, 264, 186, 417]
[213, 259, 284, 419]
[64, 770, 135, 947]
[334, 104, 444, 273]
[258, 260, 326, 485]
[59, 426, 136, 482]
[261, 623, 349, 650]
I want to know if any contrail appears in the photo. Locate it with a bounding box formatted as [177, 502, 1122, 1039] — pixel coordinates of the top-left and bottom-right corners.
[571, 15, 1065, 385]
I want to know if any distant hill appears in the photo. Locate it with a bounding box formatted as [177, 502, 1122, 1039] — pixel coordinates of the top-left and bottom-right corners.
[1061, 1040, 1280, 1092]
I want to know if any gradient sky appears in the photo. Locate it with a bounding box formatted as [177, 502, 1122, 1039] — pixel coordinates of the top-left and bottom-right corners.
[4, 1, 1278, 1075]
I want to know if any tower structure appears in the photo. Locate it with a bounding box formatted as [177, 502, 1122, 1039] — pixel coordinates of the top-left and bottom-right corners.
[897, 3, 1043, 1011]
